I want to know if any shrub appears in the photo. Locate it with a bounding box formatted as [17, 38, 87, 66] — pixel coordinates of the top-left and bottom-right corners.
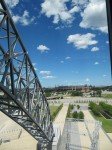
[73, 111, 78, 118]
[78, 111, 84, 119]
[66, 104, 73, 118]
[77, 105, 80, 109]
[89, 102, 101, 116]
[71, 91, 83, 97]
[99, 102, 112, 116]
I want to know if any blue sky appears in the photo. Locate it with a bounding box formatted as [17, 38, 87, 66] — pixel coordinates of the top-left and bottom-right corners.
[5, 0, 111, 87]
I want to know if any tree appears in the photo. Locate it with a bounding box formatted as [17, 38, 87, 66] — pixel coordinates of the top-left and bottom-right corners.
[71, 91, 83, 97]
[45, 91, 51, 97]
[77, 105, 80, 109]
[73, 111, 78, 118]
[78, 111, 84, 119]
[89, 102, 101, 116]
[70, 104, 74, 110]
[96, 90, 102, 97]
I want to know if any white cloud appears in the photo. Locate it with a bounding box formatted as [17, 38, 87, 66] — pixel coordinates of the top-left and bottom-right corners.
[103, 74, 107, 77]
[69, 6, 79, 14]
[4, 1, 35, 26]
[41, 0, 73, 24]
[40, 70, 55, 79]
[5, 0, 19, 8]
[85, 78, 90, 82]
[12, 10, 35, 26]
[61, 61, 64, 63]
[80, 0, 108, 33]
[37, 45, 50, 53]
[65, 56, 71, 60]
[42, 75, 55, 79]
[67, 33, 97, 49]
[41, 0, 87, 24]
[91, 47, 99, 52]
[40, 71, 51, 76]
[94, 62, 99, 65]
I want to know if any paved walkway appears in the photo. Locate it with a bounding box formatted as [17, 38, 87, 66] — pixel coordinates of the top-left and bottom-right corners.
[54, 104, 68, 134]
[78, 121, 91, 149]
[107, 133, 112, 141]
[83, 110, 112, 150]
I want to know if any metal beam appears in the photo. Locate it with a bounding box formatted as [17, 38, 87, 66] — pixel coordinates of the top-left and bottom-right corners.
[0, 0, 54, 148]
[106, 0, 112, 76]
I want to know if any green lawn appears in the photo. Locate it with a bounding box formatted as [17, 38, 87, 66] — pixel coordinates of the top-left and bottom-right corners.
[102, 94, 112, 99]
[49, 104, 63, 121]
[49, 105, 59, 116]
[90, 111, 112, 133]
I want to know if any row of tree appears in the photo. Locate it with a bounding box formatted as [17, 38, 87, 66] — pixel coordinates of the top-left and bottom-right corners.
[71, 91, 83, 97]
[99, 102, 112, 116]
[89, 102, 101, 116]
[89, 102, 112, 117]
[90, 90, 102, 97]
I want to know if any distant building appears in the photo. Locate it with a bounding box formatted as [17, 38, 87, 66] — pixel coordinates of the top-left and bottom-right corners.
[44, 85, 91, 93]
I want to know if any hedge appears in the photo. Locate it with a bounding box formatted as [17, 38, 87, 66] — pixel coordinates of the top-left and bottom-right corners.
[89, 102, 101, 116]
[66, 104, 74, 118]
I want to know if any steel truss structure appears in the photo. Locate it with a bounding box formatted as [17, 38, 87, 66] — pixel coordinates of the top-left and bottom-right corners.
[0, 0, 54, 149]
[106, 0, 112, 76]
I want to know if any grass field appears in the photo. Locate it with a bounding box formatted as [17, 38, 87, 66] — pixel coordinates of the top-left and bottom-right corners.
[49, 105, 59, 116]
[90, 111, 112, 133]
[102, 94, 112, 99]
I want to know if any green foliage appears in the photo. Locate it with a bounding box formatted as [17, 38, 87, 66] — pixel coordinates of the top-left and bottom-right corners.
[50, 106, 59, 116]
[99, 102, 112, 116]
[78, 111, 84, 119]
[45, 91, 51, 97]
[67, 104, 74, 118]
[89, 102, 112, 118]
[70, 104, 74, 110]
[71, 91, 83, 97]
[91, 111, 112, 133]
[90, 90, 102, 97]
[77, 105, 80, 109]
[102, 94, 112, 99]
[51, 104, 63, 121]
[96, 90, 102, 97]
[73, 111, 78, 118]
[72, 111, 84, 119]
[89, 102, 101, 116]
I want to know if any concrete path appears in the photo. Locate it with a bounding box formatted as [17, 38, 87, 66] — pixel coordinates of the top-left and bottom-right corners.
[78, 121, 91, 149]
[107, 133, 112, 141]
[54, 104, 68, 135]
